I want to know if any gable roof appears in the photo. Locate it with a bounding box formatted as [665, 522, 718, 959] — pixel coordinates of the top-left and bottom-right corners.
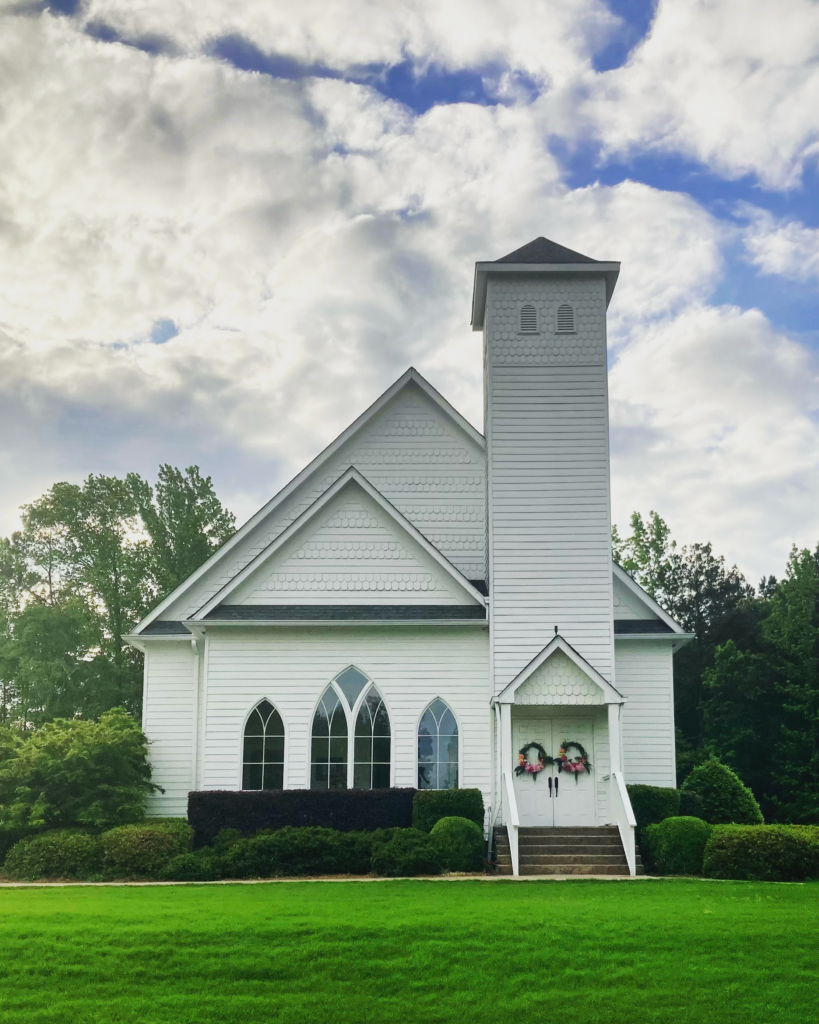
[612, 564, 686, 633]
[194, 467, 486, 618]
[495, 634, 624, 705]
[131, 367, 484, 636]
[494, 236, 602, 265]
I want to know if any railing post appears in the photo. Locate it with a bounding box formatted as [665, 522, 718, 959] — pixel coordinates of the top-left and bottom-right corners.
[611, 771, 637, 876]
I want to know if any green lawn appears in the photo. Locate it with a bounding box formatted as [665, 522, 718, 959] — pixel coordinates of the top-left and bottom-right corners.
[1, 879, 817, 1024]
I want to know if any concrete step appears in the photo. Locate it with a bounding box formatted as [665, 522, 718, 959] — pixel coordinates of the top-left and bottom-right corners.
[519, 853, 627, 865]
[518, 840, 624, 852]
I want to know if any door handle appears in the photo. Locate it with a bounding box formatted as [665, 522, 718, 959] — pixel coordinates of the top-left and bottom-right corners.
[548, 776, 553, 797]
[554, 776, 559, 797]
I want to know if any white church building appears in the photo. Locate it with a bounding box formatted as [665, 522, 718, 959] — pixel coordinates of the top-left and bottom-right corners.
[128, 237, 690, 875]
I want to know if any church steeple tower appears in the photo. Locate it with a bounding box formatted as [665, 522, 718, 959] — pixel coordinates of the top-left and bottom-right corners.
[472, 237, 621, 692]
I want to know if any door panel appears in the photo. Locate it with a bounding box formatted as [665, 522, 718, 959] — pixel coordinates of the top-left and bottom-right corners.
[552, 719, 596, 827]
[511, 719, 596, 828]
[513, 721, 553, 827]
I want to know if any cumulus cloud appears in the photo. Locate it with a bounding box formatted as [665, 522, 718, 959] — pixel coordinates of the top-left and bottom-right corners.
[0, 13, 730, 529]
[582, 0, 819, 189]
[1, 5, 817, 584]
[739, 205, 819, 283]
[610, 305, 819, 582]
[81, 0, 616, 82]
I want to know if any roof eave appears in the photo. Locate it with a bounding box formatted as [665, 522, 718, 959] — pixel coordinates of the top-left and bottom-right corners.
[471, 261, 621, 330]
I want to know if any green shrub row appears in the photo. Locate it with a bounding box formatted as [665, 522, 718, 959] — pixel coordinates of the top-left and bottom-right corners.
[703, 825, 819, 882]
[162, 817, 484, 881]
[3, 819, 193, 881]
[3, 815, 485, 881]
[641, 817, 819, 880]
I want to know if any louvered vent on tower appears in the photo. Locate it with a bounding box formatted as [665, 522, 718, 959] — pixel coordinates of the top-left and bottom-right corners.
[519, 304, 538, 333]
[556, 303, 575, 333]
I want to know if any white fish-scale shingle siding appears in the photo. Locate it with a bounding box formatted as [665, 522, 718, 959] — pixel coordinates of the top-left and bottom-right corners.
[158, 380, 487, 621]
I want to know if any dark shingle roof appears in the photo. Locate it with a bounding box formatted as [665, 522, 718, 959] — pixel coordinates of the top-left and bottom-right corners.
[141, 621, 191, 636]
[494, 236, 600, 265]
[613, 619, 673, 635]
[204, 605, 486, 621]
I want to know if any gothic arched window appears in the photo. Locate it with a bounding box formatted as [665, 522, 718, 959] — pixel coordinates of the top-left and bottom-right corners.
[418, 699, 458, 790]
[242, 699, 285, 790]
[311, 686, 349, 789]
[354, 686, 391, 788]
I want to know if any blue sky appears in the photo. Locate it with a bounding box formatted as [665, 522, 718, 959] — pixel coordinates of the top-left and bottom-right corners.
[1, 0, 818, 582]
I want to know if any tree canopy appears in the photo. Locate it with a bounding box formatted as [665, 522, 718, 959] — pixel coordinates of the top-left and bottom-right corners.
[0, 466, 234, 727]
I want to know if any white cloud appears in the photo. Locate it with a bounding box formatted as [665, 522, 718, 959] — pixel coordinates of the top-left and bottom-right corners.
[81, 0, 616, 83]
[739, 205, 819, 283]
[582, 0, 819, 189]
[1, 7, 817, 587]
[610, 305, 819, 582]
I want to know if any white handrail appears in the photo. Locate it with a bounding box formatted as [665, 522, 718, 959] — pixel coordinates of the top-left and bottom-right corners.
[610, 771, 637, 876]
[502, 770, 520, 876]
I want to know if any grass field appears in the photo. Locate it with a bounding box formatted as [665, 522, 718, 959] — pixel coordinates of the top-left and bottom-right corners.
[1, 879, 817, 1024]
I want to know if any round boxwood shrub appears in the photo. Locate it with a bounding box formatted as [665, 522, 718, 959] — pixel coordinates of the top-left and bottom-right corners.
[4, 829, 103, 880]
[160, 851, 221, 882]
[101, 820, 193, 878]
[371, 828, 442, 876]
[643, 816, 712, 875]
[412, 789, 484, 833]
[703, 825, 819, 882]
[430, 816, 484, 872]
[680, 758, 763, 825]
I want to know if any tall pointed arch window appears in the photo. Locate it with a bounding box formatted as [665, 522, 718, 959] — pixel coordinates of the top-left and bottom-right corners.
[354, 687, 391, 788]
[243, 700, 285, 790]
[311, 686, 349, 789]
[310, 668, 392, 790]
[418, 699, 458, 789]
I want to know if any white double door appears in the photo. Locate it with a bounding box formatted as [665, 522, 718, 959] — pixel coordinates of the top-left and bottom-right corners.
[512, 718, 596, 827]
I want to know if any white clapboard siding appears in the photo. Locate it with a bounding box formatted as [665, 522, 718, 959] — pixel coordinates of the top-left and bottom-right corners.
[160, 380, 486, 621]
[615, 640, 676, 787]
[226, 484, 474, 606]
[143, 641, 197, 816]
[485, 275, 614, 690]
[200, 626, 491, 801]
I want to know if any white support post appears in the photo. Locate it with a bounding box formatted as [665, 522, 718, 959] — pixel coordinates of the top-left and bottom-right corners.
[608, 701, 622, 775]
[500, 702, 519, 875]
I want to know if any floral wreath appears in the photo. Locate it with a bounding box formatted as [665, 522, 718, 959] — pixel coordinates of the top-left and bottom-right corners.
[515, 742, 555, 781]
[557, 740, 592, 781]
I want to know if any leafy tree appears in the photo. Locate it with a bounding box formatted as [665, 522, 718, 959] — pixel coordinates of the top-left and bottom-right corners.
[131, 464, 235, 596]
[614, 513, 757, 755]
[0, 465, 235, 727]
[0, 707, 158, 830]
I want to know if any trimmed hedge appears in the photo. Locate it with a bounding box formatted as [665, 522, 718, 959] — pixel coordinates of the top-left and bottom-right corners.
[101, 820, 193, 878]
[371, 828, 442, 876]
[219, 826, 374, 878]
[680, 758, 763, 825]
[4, 830, 103, 880]
[703, 825, 819, 882]
[188, 789, 416, 847]
[0, 826, 45, 867]
[627, 784, 680, 831]
[160, 851, 221, 882]
[412, 789, 484, 833]
[644, 816, 712, 875]
[430, 816, 484, 872]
